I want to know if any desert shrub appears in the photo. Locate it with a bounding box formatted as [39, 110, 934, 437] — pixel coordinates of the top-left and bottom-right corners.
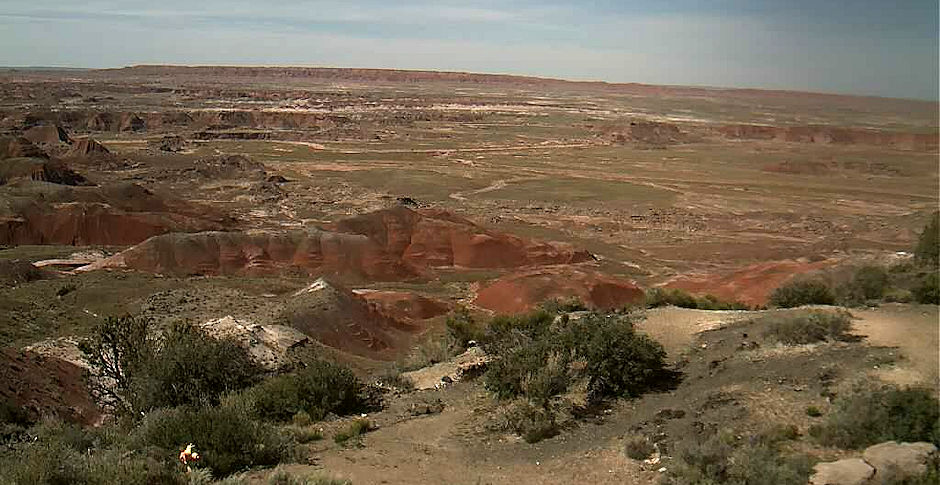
[132, 400, 290, 477]
[400, 334, 453, 371]
[491, 400, 559, 444]
[333, 418, 372, 446]
[285, 425, 322, 444]
[374, 367, 414, 392]
[769, 279, 835, 308]
[0, 419, 182, 485]
[883, 288, 913, 303]
[540, 297, 588, 313]
[841, 265, 890, 303]
[805, 406, 822, 417]
[913, 272, 939, 304]
[914, 211, 939, 266]
[445, 306, 483, 353]
[245, 359, 370, 422]
[483, 311, 668, 403]
[663, 427, 813, 485]
[624, 435, 656, 460]
[645, 287, 749, 310]
[80, 317, 263, 414]
[0, 259, 47, 287]
[763, 310, 853, 345]
[809, 385, 940, 449]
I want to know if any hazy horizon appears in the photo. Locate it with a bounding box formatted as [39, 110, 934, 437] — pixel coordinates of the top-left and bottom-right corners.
[2, 1, 938, 101]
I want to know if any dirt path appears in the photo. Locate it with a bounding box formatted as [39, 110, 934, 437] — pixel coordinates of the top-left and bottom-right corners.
[851, 304, 939, 387]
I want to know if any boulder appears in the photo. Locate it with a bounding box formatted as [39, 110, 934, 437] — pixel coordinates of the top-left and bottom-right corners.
[810, 458, 875, 485]
[862, 441, 937, 481]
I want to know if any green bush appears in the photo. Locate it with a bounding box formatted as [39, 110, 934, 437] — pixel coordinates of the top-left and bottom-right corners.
[445, 306, 483, 354]
[80, 317, 263, 414]
[913, 272, 939, 304]
[809, 385, 940, 449]
[491, 400, 559, 444]
[846, 265, 890, 302]
[539, 297, 588, 313]
[266, 468, 352, 485]
[805, 406, 822, 417]
[914, 211, 939, 266]
[245, 359, 371, 422]
[132, 400, 290, 477]
[769, 280, 835, 308]
[763, 311, 853, 345]
[0, 419, 182, 485]
[645, 287, 749, 310]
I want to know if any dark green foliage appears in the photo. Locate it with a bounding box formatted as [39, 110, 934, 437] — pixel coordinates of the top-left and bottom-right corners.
[133, 322, 264, 411]
[663, 427, 813, 485]
[809, 385, 940, 449]
[482, 310, 668, 404]
[646, 287, 750, 310]
[132, 401, 290, 477]
[444, 306, 483, 354]
[763, 310, 853, 345]
[913, 272, 939, 304]
[805, 406, 822, 417]
[80, 317, 263, 414]
[245, 359, 371, 422]
[914, 211, 939, 266]
[769, 279, 835, 308]
[848, 265, 890, 301]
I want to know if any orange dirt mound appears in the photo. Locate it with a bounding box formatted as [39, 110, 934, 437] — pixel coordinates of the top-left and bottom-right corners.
[283, 279, 422, 359]
[664, 259, 834, 307]
[474, 266, 645, 314]
[358, 291, 451, 321]
[84, 207, 591, 278]
[0, 347, 100, 425]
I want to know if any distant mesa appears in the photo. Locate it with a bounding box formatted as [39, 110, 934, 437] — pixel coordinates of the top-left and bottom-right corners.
[80, 206, 592, 278]
[474, 266, 645, 314]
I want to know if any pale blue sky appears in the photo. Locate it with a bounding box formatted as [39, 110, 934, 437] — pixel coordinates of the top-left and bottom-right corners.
[1, 1, 937, 100]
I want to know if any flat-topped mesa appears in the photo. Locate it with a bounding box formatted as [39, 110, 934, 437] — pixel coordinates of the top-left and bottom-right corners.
[79, 206, 593, 278]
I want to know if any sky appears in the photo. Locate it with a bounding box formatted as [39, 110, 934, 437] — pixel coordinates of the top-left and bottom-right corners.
[1, 0, 937, 100]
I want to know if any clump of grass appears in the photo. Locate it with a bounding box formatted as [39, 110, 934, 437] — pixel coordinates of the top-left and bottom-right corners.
[763, 310, 853, 345]
[490, 400, 559, 444]
[809, 385, 940, 449]
[266, 468, 352, 485]
[805, 406, 822, 417]
[286, 425, 323, 444]
[333, 418, 373, 446]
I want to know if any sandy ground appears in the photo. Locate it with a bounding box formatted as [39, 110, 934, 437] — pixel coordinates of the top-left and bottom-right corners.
[851, 304, 939, 387]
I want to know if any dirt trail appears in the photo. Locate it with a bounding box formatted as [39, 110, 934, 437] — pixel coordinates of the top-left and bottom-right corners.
[851, 304, 939, 387]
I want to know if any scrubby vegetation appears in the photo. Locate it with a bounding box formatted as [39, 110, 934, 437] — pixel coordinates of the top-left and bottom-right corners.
[914, 211, 939, 266]
[646, 287, 750, 310]
[769, 279, 836, 308]
[242, 358, 373, 422]
[809, 385, 940, 449]
[763, 310, 854, 345]
[662, 426, 813, 485]
[80, 316, 263, 415]
[481, 309, 670, 441]
[333, 418, 373, 447]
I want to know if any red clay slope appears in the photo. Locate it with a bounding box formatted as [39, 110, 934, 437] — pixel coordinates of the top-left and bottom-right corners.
[664, 259, 834, 307]
[83, 207, 592, 278]
[475, 266, 645, 314]
[0, 348, 100, 425]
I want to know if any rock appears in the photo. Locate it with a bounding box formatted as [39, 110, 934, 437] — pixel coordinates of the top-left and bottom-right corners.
[402, 346, 490, 390]
[862, 441, 937, 481]
[200, 316, 309, 370]
[810, 458, 875, 485]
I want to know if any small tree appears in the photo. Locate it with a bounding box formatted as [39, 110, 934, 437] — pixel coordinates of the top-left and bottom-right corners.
[915, 212, 939, 266]
[79, 315, 154, 414]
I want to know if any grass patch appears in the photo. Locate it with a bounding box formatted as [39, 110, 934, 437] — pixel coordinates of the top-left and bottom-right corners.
[333, 418, 373, 447]
[762, 310, 854, 345]
[646, 287, 750, 310]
